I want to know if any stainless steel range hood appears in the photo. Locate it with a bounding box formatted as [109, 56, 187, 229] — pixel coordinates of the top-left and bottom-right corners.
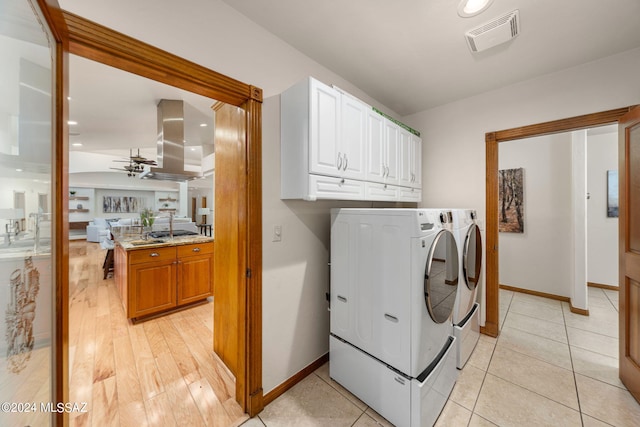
[139, 99, 203, 181]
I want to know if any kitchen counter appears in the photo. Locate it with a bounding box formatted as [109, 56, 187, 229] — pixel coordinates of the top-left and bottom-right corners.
[116, 233, 214, 251]
[114, 234, 214, 321]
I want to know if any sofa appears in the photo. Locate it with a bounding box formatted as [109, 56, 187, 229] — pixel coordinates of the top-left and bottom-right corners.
[151, 216, 198, 233]
[86, 217, 111, 242]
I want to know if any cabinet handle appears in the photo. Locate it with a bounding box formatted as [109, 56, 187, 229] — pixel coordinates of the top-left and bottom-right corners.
[337, 152, 343, 171]
[192, 247, 201, 252]
[150, 252, 159, 257]
[337, 295, 347, 303]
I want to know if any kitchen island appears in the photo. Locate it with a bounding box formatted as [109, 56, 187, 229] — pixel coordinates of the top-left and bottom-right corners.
[114, 233, 214, 322]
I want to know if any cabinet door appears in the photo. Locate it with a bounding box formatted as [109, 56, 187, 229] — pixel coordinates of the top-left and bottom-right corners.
[309, 79, 341, 177]
[130, 260, 177, 318]
[398, 128, 413, 187]
[411, 134, 422, 189]
[341, 95, 368, 180]
[178, 253, 213, 305]
[384, 120, 400, 185]
[366, 109, 386, 183]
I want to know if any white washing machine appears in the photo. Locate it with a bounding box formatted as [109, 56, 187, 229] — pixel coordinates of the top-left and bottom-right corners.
[330, 208, 459, 427]
[450, 209, 483, 369]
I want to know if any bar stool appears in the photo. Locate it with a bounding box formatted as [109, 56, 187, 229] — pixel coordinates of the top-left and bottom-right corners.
[100, 238, 115, 279]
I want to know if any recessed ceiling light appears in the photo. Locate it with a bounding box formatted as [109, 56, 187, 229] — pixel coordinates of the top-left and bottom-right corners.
[200, 123, 208, 127]
[16, 168, 23, 172]
[68, 120, 78, 125]
[190, 147, 196, 151]
[457, 0, 494, 17]
[72, 143, 83, 147]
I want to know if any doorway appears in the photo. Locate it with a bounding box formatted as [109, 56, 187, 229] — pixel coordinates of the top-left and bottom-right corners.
[484, 107, 631, 337]
[496, 126, 618, 306]
[58, 8, 264, 419]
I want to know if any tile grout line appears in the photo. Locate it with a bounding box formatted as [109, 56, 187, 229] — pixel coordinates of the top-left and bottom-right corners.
[561, 296, 586, 426]
[468, 293, 513, 426]
[312, 368, 370, 416]
[467, 324, 500, 425]
[483, 293, 584, 419]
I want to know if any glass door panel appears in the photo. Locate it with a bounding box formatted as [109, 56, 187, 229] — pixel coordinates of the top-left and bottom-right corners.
[0, 1, 55, 425]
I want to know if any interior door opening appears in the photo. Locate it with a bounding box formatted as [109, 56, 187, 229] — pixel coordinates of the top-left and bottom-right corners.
[484, 107, 631, 339]
[58, 8, 263, 423]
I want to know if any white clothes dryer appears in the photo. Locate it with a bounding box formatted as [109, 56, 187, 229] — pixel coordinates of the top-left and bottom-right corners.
[330, 208, 459, 427]
[450, 209, 483, 369]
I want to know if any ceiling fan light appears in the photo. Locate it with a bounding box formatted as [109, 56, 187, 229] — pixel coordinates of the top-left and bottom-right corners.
[458, 0, 493, 17]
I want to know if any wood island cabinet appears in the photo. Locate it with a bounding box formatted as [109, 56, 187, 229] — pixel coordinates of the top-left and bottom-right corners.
[115, 241, 214, 320]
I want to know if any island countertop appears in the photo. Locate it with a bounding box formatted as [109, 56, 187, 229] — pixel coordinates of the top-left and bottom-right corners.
[115, 234, 214, 251]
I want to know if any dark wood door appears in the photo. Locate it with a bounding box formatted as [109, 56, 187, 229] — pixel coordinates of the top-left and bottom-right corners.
[619, 106, 640, 402]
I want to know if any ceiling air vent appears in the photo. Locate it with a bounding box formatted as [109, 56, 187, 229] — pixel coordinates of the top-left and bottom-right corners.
[465, 10, 520, 53]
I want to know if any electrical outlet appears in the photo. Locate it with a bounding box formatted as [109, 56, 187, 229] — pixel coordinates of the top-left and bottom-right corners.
[273, 225, 282, 242]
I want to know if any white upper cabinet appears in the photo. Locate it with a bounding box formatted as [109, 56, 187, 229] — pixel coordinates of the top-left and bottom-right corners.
[399, 128, 422, 189]
[340, 93, 368, 181]
[410, 133, 422, 189]
[366, 107, 385, 183]
[383, 119, 400, 185]
[368, 111, 401, 186]
[309, 79, 342, 177]
[281, 76, 421, 202]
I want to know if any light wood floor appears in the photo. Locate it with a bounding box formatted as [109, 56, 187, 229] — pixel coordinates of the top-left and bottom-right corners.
[68, 240, 248, 427]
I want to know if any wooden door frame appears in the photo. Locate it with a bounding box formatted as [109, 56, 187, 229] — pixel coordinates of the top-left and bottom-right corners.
[43, 5, 264, 417]
[484, 107, 632, 337]
[34, 2, 69, 425]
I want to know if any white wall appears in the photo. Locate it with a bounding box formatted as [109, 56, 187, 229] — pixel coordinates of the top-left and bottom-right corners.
[261, 95, 412, 392]
[498, 134, 573, 297]
[587, 129, 619, 287]
[403, 47, 640, 322]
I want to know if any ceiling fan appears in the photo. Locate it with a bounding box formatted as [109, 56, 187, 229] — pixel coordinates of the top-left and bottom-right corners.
[110, 159, 146, 177]
[113, 148, 158, 166]
[111, 148, 158, 177]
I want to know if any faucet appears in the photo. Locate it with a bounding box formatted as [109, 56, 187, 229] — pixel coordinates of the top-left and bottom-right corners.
[29, 212, 51, 253]
[4, 220, 20, 246]
[4, 223, 11, 246]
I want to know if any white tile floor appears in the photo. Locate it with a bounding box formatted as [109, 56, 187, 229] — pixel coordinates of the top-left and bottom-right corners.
[244, 287, 640, 426]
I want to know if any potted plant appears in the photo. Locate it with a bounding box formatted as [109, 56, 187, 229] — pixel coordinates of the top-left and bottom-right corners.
[140, 208, 155, 228]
